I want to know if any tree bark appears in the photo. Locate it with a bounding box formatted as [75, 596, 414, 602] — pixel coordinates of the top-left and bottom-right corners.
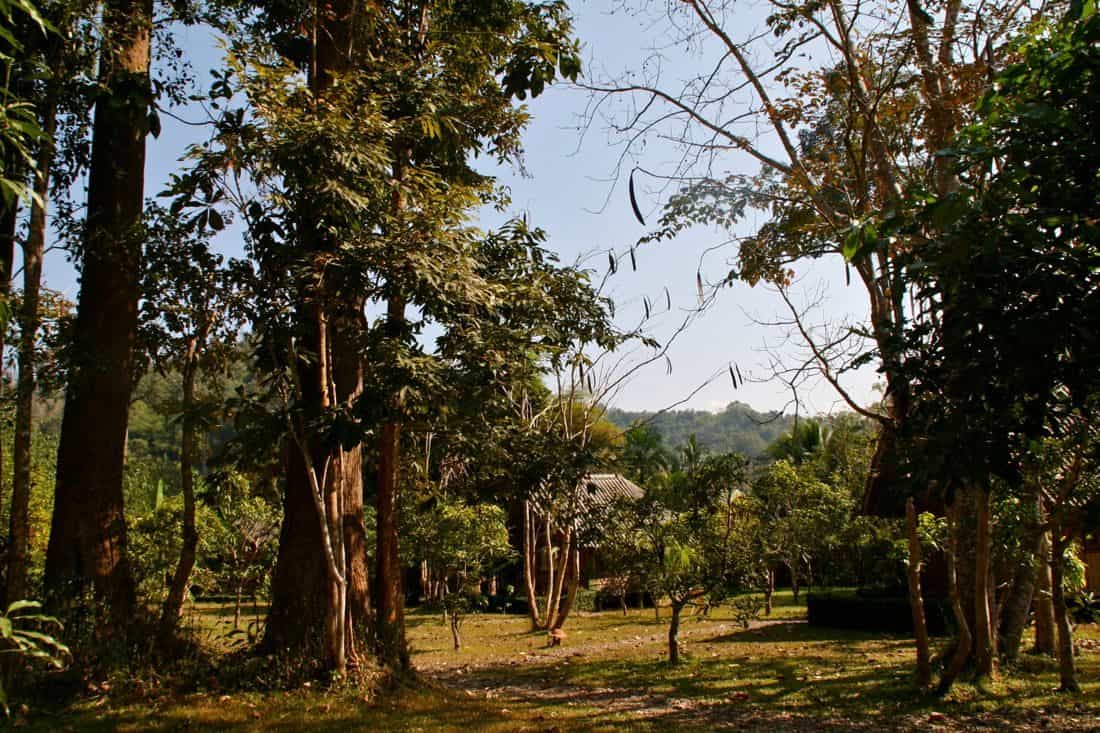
[764, 567, 774, 615]
[334, 316, 369, 660]
[6, 76, 56, 604]
[998, 556, 1036, 663]
[375, 415, 406, 669]
[44, 0, 151, 629]
[939, 501, 972, 694]
[545, 527, 571, 629]
[263, 430, 329, 652]
[522, 501, 543, 629]
[1050, 533, 1079, 692]
[449, 611, 461, 650]
[905, 498, 932, 687]
[999, 492, 1043, 661]
[1033, 530, 1056, 655]
[262, 0, 369, 670]
[668, 601, 683, 665]
[0, 150, 19, 523]
[552, 541, 581, 630]
[157, 349, 200, 648]
[972, 487, 995, 681]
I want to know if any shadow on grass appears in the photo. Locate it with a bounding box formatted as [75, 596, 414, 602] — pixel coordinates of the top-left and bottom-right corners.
[709, 620, 906, 645]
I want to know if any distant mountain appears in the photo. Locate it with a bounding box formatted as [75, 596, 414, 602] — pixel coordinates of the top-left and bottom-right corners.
[605, 401, 795, 457]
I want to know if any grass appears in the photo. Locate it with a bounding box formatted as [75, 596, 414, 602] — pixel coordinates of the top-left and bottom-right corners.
[17, 591, 1100, 731]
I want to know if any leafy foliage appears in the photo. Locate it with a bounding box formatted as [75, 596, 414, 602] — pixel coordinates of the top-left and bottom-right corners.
[0, 600, 69, 716]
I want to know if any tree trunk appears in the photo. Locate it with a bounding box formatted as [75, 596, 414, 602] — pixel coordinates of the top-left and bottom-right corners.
[375, 418, 407, 670]
[1050, 533, 1079, 692]
[522, 501, 543, 629]
[44, 0, 151, 629]
[764, 568, 774, 615]
[999, 494, 1043, 661]
[668, 601, 683, 665]
[374, 142, 409, 667]
[1033, 530, 1056, 655]
[234, 587, 242, 631]
[543, 518, 555, 610]
[972, 486, 995, 681]
[545, 528, 571, 629]
[552, 541, 581, 630]
[939, 501, 972, 694]
[7, 77, 56, 604]
[263, 433, 329, 651]
[264, 301, 366, 664]
[450, 611, 461, 650]
[790, 564, 800, 602]
[335, 318, 370, 659]
[157, 352, 200, 648]
[0, 150, 19, 523]
[905, 497, 932, 687]
[998, 558, 1036, 663]
[261, 0, 372, 671]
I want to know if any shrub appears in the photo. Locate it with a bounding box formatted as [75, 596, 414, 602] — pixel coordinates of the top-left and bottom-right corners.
[807, 590, 951, 635]
[570, 589, 599, 613]
[1067, 591, 1099, 624]
[0, 600, 71, 716]
[730, 594, 765, 629]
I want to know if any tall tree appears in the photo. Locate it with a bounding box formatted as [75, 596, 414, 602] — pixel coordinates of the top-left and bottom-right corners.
[7, 26, 58, 603]
[182, 0, 587, 672]
[895, 2, 1100, 689]
[589, 0, 1046, 678]
[44, 0, 153, 626]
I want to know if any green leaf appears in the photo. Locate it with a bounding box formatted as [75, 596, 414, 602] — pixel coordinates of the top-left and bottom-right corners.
[5, 600, 42, 614]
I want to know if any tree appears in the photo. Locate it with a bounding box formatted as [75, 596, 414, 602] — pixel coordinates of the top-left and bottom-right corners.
[588, 0, 1046, 681]
[199, 478, 280, 632]
[140, 204, 245, 649]
[749, 459, 850, 600]
[404, 499, 512, 650]
[623, 450, 749, 664]
[181, 0, 587, 673]
[892, 2, 1100, 690]
[4, 0, 67, 606]
[45, 0, 154, 630]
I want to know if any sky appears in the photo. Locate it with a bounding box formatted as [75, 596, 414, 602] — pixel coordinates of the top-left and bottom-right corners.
[41, 0, 880, 416]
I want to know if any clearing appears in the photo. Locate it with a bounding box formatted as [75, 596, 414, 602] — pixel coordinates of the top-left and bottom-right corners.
[21, 593, 1100, 731]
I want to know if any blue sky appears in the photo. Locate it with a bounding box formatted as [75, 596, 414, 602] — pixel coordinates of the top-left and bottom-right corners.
[42, 1, 879, 416]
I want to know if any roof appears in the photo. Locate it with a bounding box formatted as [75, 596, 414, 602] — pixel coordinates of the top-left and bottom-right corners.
[577, 473, 645, 506]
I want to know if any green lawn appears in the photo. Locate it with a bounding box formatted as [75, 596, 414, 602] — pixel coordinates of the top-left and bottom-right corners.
[18, 592, 1100, 731]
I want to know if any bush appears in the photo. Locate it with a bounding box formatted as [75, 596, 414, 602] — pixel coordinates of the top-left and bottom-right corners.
[730, 594, 765, 629]
[1067, 591, 1099, 624]
[807, 590, 951, 635]
[0, 600, 71, 716]
[570, 589, 599, 613]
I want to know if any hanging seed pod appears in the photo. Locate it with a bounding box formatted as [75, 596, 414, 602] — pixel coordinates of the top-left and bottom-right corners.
[629, 168, 646, 225]
[629, 246, 637, 271]
[696, 271, 705, 304]
[729, 364, 738, 388]
[608, 251, 617, 274]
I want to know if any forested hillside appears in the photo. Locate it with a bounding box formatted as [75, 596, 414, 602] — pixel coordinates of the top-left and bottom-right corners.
[605, 402, 793, 457]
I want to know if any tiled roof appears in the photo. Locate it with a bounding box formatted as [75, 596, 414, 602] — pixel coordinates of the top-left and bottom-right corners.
[576, 473, 645, 507]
